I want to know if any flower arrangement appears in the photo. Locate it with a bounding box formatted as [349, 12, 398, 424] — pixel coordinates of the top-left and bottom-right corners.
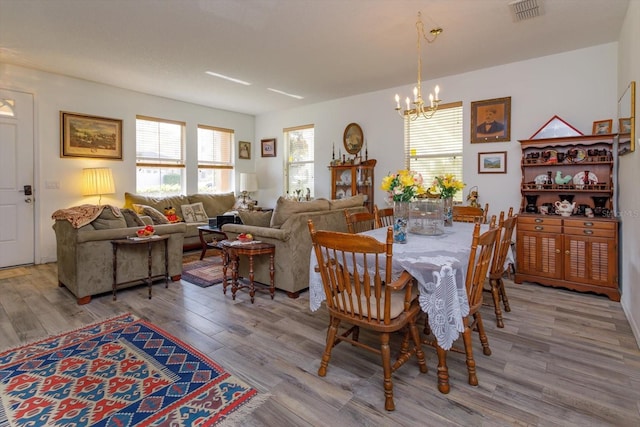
[380, 170, 426, 202]
[429, 174, 465, 199]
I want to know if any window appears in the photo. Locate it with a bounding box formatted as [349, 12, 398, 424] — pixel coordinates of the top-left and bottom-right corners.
[197, 125, 234, 193]
[136, 116, 185, 195]
[284, 124, 314, 199]
[404, 102, 464, 201]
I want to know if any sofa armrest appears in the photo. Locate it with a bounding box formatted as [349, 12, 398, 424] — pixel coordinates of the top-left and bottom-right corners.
[222, 223, 290, 242]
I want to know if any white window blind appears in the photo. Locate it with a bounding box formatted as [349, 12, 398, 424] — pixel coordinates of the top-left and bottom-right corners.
[284, 124, 315, 198]
[135, 116, 185, 195]
[404, 102, 464, 201]
[197, 125, 234, 193]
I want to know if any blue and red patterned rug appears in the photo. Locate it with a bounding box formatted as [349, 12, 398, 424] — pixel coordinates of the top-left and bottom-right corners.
[0, 313, 263, 426]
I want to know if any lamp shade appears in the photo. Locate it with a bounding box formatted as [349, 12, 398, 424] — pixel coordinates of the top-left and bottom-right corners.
[82, 168, 115, 196]
[240, 173, 258, 193]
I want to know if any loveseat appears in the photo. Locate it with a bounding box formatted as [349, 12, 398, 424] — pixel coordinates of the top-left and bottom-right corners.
[52, 205, 186, 304]
[221, 195, 367, 298]
[123, 192, 238, 251]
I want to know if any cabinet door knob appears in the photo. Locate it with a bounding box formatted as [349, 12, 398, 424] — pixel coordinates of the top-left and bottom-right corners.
[584, 222, 593, 226]
[565, 250, 570, 254]
[535, 226, 543, 230]
[583, 230, 593, 235]
[557, 249, 562, 254]
[535, 218, 543, 223]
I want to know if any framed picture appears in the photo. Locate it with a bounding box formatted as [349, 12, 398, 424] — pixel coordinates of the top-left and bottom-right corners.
[592, 119, 613, 135]
[618, 118, 631, 133]
[261, 138, 276, 157]
[343, 122, 364, 154]
[478, 151, 507, 174]
[470, 97, 511, 143]
[239, 141, 251, 159]
[530, 115, 583, 139]
[60, 111, 123, 159]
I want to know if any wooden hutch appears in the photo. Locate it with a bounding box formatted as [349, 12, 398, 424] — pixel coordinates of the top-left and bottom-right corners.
[329, 159, 376, 213]
[515, 133, 620, 301]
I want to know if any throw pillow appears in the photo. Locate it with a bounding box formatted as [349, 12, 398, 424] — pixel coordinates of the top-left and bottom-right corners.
[134, 204, 170, 225]
[92, 206, 127, 230]
[181, 202, 208, 223]
[238, 210, 272, 227]
[121, 208, 146, 227]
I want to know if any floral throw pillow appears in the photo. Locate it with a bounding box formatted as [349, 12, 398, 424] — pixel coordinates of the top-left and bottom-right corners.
[181, 202, 208, 223]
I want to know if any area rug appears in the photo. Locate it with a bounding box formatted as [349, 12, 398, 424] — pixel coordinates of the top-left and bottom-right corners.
[182, 257, 224, 288]
[0, 313, 264, 426]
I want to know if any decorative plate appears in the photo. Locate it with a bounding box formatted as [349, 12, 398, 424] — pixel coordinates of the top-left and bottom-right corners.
[572, 148, 587, 162]
[573, 171, 598, 185]
[336, 189, 345, 199]
[340, 170, 351, 185]
[534, 174, 549, 185]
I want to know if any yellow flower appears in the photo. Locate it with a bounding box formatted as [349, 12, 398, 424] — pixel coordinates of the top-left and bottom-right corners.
[380, 170, 426, 202]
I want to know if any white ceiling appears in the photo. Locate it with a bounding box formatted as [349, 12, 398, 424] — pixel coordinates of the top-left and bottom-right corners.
[0, 0, 630, 115]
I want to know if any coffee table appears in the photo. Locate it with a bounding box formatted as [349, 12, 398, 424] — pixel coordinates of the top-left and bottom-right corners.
[220, 240, 276, 303]
[197, 225, 228, 260]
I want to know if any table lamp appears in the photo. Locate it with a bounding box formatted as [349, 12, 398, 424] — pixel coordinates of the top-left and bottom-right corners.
[239, 173, 258, 210]
[82, 167, 115, 205]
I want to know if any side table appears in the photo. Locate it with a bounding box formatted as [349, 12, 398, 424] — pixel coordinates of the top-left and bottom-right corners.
[220, 240, 276, 303]
[111, 234, 170, 300]
[197, 225, 228, 260]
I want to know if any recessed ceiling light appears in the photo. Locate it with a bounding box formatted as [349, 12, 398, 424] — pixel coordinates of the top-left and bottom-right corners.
[205, 71, 251, 86]
[267, 88, 304, 100]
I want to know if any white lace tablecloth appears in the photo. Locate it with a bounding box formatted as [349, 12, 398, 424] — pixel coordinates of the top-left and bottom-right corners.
[308, 222, 513, 351]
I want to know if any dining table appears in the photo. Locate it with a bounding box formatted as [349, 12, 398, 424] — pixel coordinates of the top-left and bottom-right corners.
[308, 221, 513, 351]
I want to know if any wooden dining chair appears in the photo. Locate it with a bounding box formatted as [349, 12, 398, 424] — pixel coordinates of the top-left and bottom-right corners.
[486, 209, 517, 328]
[452, 203, 489, 223]
[307, 220, 428, 411]
[423, 222, 499, 394]
[373, 204, 394, 228]
[344, 210, 376, 233]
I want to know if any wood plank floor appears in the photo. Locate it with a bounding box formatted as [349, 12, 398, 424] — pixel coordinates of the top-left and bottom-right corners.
[1, 262, 639, 426]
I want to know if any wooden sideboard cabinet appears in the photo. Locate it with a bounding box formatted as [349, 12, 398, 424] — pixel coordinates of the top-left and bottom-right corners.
[329, 159, 376, 213]
[515, 134, 620, 301]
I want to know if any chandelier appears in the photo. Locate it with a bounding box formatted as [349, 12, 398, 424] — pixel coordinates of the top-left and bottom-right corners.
[394, 12, 443, 120]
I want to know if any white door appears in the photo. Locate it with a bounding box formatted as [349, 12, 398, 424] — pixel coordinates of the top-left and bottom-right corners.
[0, 89, 35, 268]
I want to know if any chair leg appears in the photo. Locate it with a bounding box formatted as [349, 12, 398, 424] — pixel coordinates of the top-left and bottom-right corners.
[318, 317, 340, 377]
[474, 312, 492, 356]
[498, 278, 511, 312]
[380, 332, 395, 411]
[435, 344, 450, 394]
[408, 320, 428, 374]
[461, 322, 478, 387]
[489, 278, 505, 328]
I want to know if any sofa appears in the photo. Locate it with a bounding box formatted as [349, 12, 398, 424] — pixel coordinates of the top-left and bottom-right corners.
[221, 195, 367, 298]
[52, 205, 186, 304]
[123, 192, 238, 251]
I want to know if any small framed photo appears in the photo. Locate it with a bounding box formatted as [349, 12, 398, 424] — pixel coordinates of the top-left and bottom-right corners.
[619, 117, 632, 133]
[478, 151, 507, 174]
[239, 141, 251, 159]
[60, 111, 123, 159]
[470, 97, 511, 143]
[261, 138, 276, 157]
[592, 119, 613, 135]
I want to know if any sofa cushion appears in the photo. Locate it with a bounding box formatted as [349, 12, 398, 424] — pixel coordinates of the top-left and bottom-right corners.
[92, 206, 127, 230]
[124, 192, 191, 219]
[187, 193, 236, 218]
[121, 208, 145, 227]
[329, 194, 366, 210]
[133, 204, 170, 225]
[238, 210, 273, 227]
[270, 197, 330, 228]
[181, 202, 208, 223]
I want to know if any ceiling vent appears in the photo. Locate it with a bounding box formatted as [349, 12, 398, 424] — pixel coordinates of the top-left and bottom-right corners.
[509, 0, 543, 22]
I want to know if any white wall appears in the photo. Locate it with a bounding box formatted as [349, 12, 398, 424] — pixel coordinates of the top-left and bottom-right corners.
[617, 0, 640, 346]
[255, 43, 618, 217]
[0, 64, 255, 264]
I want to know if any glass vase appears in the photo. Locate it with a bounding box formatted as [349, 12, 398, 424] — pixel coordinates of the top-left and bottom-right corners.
[409, 198, 444, 235]
[443, 197, 453, 227]
[393, 201, 410, 243]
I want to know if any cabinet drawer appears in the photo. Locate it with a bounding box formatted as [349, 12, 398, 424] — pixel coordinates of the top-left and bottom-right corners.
[518, 223, 562, 233]
[563, 219, 616, 230]
[518, 216, 562, 227]
[564, 226, 615, 238]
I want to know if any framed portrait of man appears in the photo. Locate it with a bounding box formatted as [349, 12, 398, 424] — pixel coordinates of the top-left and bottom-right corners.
[470, 97, 511, 143]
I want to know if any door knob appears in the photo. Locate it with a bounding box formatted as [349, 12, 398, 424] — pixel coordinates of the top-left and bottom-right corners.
[25, 198, 32, 203]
